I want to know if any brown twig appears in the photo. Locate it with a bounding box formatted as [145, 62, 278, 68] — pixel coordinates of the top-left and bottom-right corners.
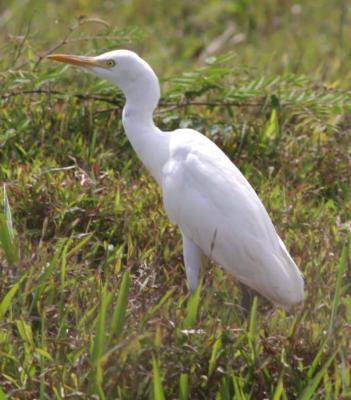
[0, 88, 124, 106]
[12, 12, 34, 67]
[0, 88, 263, 109]
[159, 99, 262, 109]
[13, 17, 112, 71]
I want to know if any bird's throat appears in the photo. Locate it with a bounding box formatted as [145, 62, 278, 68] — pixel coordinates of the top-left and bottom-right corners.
[122, 102, 169, 186]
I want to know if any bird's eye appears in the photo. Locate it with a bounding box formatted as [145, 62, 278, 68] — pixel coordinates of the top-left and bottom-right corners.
[105, 60, 116, 68]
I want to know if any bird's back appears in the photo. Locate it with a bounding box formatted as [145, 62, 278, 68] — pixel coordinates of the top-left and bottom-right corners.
[162, 128, 304, 307]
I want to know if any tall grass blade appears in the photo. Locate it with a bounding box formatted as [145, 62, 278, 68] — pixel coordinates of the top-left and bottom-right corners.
[328, 242, 348, 337]
[219, 376, 232, 400]
[0, 215, 17, 265]
[58, 238, 72, 318]
[88, 129, 97, 164]
[248, 296, 258, 360]
[3, 185, 14, 240]
[232, 375, 246, 400]
[16, 319, 34, 347]
[90, 284, 109, 400]
[66, 233, 93, 258]
[0, 386, 7, 400]
[91, 285, 111, 364]
[95, 364, 106, 400]
[179, 373, 189, 400]
[272, 374, 285, 400]
[141, 288, 175, 327]
[323, 370, 332, 400]
[306, 338, 328, 380]
[298, 351, 337, 400]
[110, 271, 130, 338]
[208, 336, 222, 377]
[0, 274, 26, 320]
[183, 281, 202, 330]
[0, 185, 19, 265]
[29, 241, 65, 314]
[152, 355, 165, 400]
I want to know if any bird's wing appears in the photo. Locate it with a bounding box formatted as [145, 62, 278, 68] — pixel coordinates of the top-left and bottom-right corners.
[162, 129, 303, 306]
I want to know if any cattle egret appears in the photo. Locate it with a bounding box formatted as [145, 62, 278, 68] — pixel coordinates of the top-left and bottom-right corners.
[48, 50, 304, 309]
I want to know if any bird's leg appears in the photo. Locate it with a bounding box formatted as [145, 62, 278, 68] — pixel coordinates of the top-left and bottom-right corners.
[182, 234, 203, 293]
[239, 282, 254, 315]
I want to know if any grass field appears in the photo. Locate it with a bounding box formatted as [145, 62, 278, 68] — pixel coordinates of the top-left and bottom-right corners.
[0, 1, 350, 399]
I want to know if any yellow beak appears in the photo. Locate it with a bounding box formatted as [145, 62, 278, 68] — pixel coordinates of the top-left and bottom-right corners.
[47, 54, 102, 68]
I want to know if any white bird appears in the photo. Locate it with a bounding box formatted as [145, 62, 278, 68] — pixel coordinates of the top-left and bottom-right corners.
[48, 50, 304, 309]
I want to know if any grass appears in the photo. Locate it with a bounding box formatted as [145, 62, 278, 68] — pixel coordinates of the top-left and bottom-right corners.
[0, 1, 351, 398]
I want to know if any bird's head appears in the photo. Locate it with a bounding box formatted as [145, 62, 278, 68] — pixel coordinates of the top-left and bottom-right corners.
[48, 49, 160, 107]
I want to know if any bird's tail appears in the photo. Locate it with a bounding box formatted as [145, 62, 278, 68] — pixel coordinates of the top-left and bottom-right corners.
[275, 237, 304, 307]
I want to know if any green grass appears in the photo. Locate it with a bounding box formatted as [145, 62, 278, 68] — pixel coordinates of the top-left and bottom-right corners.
[0, 1, 351, 398]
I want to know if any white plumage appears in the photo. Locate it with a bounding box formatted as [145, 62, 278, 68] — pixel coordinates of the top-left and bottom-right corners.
[48, 49, 304, 309]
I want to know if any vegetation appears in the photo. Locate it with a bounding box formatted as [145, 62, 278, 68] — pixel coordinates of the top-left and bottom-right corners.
[0, 1, 350, 399]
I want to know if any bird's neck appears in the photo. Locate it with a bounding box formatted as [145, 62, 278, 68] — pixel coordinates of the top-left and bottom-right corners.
[122, 101, 169, 185]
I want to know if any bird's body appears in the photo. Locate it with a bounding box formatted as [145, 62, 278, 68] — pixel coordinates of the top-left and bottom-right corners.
[48, 49, 304, 308]
[162, 128, 303, 305]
